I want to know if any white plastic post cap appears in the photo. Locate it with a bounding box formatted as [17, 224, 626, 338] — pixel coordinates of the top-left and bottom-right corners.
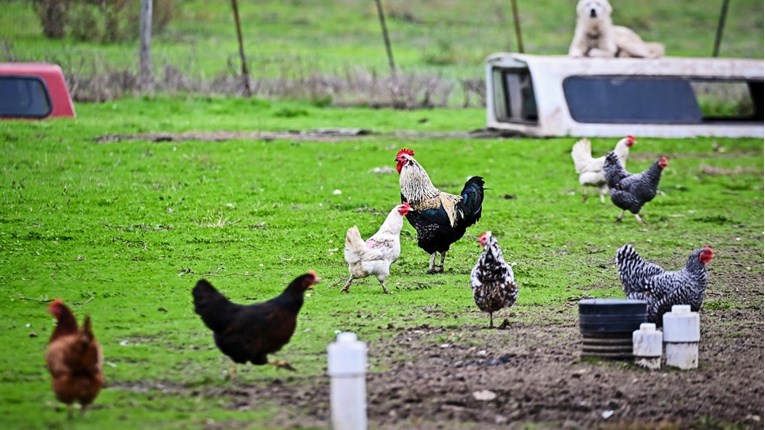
[337, 332, 358, 343]
[671, 305, 692, 314]
[640, 323, 656, 332]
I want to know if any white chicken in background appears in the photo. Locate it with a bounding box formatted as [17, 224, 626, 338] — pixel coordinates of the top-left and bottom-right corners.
[571, 135, 635, 203]
[470, 231, 518, 329]
[343, 202, 411, 294]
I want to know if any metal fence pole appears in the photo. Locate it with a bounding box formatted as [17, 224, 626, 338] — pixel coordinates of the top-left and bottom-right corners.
[712, 0, 730, 57]
[374, 0, 397, 77]
[231, 0, 252, 96]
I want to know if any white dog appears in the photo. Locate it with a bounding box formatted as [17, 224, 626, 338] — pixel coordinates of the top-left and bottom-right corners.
[568, 0, 665, 59]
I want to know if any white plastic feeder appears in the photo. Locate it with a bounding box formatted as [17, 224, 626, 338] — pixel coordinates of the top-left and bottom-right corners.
[633, 323, 663, 370]
[327, 332, 367, 430]
[662, 305, 700, 370]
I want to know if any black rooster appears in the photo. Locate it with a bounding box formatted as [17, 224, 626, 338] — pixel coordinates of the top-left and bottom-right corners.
[192, 272, 319, 377]
[604, 151, 667, 224]
[395, 148, 485, 273]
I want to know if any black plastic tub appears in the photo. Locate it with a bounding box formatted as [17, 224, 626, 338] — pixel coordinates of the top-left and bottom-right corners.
[579, 299, 647, 359]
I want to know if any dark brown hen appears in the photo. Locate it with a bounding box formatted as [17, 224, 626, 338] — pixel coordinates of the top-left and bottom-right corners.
[192, 271, 319, 377]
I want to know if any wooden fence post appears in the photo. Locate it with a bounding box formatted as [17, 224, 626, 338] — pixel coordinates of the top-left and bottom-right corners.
[139, 0, 153, 90]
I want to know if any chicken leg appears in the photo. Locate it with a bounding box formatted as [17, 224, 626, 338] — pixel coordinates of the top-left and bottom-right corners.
[341, 276, 354, 293]
[427, 253, 437, 273]
[377, 279, 390, 294]
[634, 213, 645, 224]
[436, 252, 446, 273]
[227, 362, 238, 380]
[269, 360, 297, 372]
[616, 210, 625, 222]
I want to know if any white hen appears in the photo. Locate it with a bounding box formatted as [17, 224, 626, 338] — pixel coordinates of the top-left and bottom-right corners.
[343, 202, 411, 294]
[571, 135, 635, 203]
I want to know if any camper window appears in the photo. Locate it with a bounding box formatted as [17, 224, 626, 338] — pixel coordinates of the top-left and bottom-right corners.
[563, 76, 703, 124]
[492, 69, 538, 124]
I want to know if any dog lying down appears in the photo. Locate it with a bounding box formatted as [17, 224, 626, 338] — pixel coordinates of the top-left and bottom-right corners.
[568, 0, 664, 59]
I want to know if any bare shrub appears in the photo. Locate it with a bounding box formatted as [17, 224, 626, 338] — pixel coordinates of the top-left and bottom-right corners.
[0, 44, 484, 108]
[33, 0, 69, 39]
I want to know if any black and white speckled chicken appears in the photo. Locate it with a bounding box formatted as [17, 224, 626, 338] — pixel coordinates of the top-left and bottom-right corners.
[470, 231, 518, 328]
[616, 244, 714, 324]
[604, 151, 667, 223]
[395, 148, 485, 273]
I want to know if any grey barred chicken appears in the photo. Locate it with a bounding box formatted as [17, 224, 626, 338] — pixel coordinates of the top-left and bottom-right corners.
[395, 148, 485, 273]
[604, 151, 667, 224]
[571, 135, 635, 203]
[470, 231, 518, 328]
[616, 244, 714, 324]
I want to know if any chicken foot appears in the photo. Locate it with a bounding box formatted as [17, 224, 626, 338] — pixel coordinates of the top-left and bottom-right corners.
[634, 213, 645, 224]
[268, 360, 297, 372]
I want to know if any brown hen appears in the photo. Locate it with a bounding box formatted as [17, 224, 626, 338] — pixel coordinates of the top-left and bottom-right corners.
[45, 299, 104, 418]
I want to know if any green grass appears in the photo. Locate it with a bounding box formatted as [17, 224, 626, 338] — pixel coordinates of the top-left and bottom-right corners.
[0, 98, 763, 428]
[1, 0, 762, 81]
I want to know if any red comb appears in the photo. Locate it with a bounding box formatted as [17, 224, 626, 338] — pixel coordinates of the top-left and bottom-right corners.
[308, 270, 317, 277]
[627, 135, 635, 142]
[396, 148, 415, 158]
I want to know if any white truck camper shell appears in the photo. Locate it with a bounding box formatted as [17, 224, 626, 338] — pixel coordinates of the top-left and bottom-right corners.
[485, 53, 763, 138]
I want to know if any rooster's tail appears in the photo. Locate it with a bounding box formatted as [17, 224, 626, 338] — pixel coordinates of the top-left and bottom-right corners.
[459, 176, 485, 226]
[344, 226, 365, 264]
[192, 279, 237, 333]
[571, 138, 593, 173]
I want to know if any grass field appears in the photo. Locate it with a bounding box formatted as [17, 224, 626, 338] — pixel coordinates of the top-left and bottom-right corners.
[0, 97, 762, 428]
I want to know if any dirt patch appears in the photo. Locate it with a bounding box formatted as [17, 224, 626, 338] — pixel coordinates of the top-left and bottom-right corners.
[93, 128, 521, 144]
[117, 256, 763, 429]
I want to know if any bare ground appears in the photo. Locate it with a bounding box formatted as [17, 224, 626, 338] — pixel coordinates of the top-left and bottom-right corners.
[160, 252, 763, 430]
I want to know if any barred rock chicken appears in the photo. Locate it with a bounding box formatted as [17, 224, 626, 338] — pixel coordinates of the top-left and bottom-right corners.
[571, 135, 635, 203]
[604, 151, 667, 224]
[343, 202, 411, 294]
[395, 148, 485, 273]
[45, 299, 104, 418]
[192, 272, 319, 377]
[470, 231, 518, 328]
[616, 244, 714, 324]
